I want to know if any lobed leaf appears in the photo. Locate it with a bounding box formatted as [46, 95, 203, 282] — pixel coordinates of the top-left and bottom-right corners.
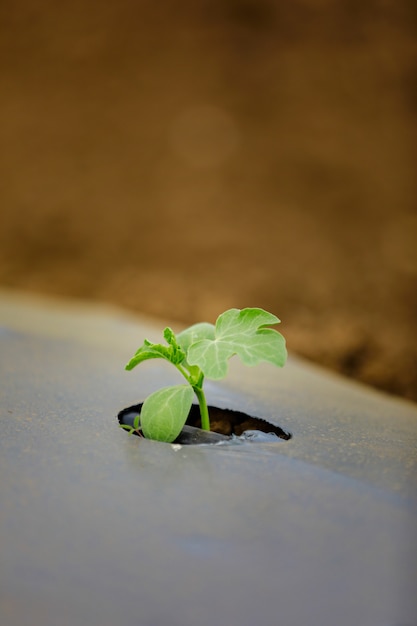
[176, 322, 215, 353]
[140, 385, 194, 442]
[186, 307, 287, 380]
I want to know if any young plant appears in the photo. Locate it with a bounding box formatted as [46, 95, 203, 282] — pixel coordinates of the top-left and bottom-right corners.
[123, 307, 287, 443]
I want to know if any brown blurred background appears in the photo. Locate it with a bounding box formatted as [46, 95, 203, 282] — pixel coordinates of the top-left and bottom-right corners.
[1, 0, 416, 401]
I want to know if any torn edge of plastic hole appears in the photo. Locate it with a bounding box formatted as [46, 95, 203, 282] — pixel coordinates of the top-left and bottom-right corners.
[117, 403, 292, 445]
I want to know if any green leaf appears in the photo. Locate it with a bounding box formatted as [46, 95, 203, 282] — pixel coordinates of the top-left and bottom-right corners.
[186, 307, 287, 380]
[119, 414, 141, 436]
[176, 322, 215, 382]
[176, 322, 215, 353]
[140, 385, 194, 442]
[125, 327, 185, 370]
[120, 424, 135, 435]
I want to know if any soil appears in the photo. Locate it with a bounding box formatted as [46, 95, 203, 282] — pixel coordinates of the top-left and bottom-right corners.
[1, 1, 416, 402]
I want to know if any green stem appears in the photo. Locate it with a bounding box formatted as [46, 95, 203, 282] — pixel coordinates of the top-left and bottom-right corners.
[175, 365, 210, 431]
[175, 363, 193, 384]
[193, 384, 210, 431]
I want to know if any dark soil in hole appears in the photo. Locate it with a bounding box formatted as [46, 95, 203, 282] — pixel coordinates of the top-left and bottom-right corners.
[186, 404, 291, 439]
[118, 403, 291, 442]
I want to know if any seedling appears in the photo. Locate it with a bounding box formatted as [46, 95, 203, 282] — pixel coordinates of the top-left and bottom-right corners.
[120, 414, 143, 437]
[123, 307, 287, 443]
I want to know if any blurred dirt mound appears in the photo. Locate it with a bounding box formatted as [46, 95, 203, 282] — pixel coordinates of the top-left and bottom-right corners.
[0, 0, 416, 401]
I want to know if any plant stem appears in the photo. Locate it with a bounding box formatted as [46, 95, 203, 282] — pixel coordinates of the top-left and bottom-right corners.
[175, 363, 193, 384]
[193, 384, 210, 431]
[175, 365, 210, 431]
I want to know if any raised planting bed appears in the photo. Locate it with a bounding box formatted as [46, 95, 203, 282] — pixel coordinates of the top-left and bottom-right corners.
[0, 290, 416, 626]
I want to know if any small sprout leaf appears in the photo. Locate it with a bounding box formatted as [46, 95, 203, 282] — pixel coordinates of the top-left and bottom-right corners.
[140, 385, 194, 443]
[120, 424, 136, 436]
[125, 327, 185, 370]
[187, 307, 287, 380]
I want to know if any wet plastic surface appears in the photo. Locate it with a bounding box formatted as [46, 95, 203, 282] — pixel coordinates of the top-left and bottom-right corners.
[1, 291, 417, 626]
